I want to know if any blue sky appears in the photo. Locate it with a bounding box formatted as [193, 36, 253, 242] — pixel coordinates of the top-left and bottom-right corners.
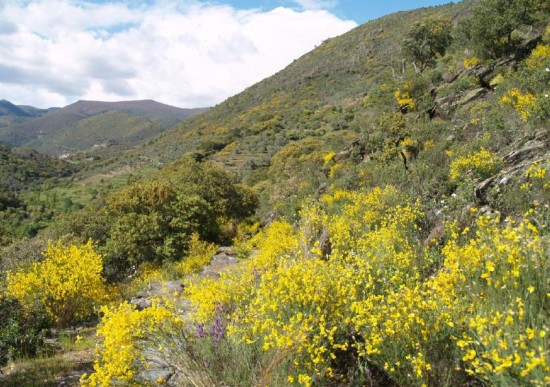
[222, 0, 452, 23]
[0, 0, 454, 108]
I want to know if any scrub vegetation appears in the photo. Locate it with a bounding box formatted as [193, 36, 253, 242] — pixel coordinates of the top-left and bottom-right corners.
[1, 0, 549, 385]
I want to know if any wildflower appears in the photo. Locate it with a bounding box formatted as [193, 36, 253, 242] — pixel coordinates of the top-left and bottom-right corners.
[499, 88, 537, 121]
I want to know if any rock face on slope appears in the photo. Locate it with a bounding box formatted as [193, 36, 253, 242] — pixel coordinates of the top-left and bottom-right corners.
[475, 130, 549, 205]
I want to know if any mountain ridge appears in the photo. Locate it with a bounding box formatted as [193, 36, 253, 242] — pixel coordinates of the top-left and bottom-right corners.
[0, 99, 209, 155]
[0, 100, 32, 118]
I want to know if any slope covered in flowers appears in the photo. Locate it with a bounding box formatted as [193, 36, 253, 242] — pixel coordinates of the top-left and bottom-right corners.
[1, 1, 549, 386]
[80, 181, 549, 386]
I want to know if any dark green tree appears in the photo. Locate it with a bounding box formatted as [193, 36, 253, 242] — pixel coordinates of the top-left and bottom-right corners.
[403, 17, 452, 72]
[102, 181, 215, 278]
[52, 157, 258, 280]
[465, 0, 543, 58]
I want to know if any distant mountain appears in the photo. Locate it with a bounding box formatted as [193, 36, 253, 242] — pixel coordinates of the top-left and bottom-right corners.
[0, 99, 208, 155]
[62, 99, 206, 127]
[0, 100, 31, 118]
[0, 100, 53, 128]
[16, 104, 59, 117]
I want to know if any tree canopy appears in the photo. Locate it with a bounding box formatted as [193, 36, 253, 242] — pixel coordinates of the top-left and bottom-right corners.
[465, 0, 544, 58]
[403, 17, 452, 72]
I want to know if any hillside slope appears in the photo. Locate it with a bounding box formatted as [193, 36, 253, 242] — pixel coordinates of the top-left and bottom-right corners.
[134, 1, 473, 166]
[1, 0, 549, 385]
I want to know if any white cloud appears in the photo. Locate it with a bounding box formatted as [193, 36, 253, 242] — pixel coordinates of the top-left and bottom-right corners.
[0, 0, 356, 108]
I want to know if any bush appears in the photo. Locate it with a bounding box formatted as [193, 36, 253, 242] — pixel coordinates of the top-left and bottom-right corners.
[177, 233, 218, 276]
[81, 301, 185, 386]
[464, 0, 542, 58]
[403, 17, 453, 72]
[6, 241, 113, 327]
[55, 158, 258, 280]
[449, 148, 503, 182]
[0, 296, 49, 367]
[103, 181, 215, 278]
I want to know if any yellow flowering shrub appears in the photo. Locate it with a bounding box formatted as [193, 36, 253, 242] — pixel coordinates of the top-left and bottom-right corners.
[394, 89, 415, 110]
[322, 151, 336, 167]
[192, 186, 432, 384]
[182, 186, 548, 386]
[185, 220, 299, 323]
[350, 214, 549, 386]
[232, 220, 260, 259]
[522, 160, 550, 193]
[526, 26, 550, 70]
[177, 233, 217, 276]
[328, 162, 343, 178]
[441, 216, 549, 385]
[526, 44, 550, 69]
[463, 57, 481, 68]
[499, 88, 538, 121]
[6, 240, 113, 327]
[81, 301, 184, 386]
[449, 148, 503, 181]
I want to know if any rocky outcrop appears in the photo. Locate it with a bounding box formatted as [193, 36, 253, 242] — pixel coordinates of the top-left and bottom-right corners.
[130, 281, 185, 311]
[475, 131, 549, 205]
[198, 246, 238, 279]
[430, 55, 519, 119]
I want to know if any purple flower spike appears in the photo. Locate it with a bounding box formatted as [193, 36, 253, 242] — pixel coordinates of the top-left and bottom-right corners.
[195, 323, 205, 338]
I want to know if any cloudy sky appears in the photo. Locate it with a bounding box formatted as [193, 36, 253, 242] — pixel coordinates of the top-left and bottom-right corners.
[0, 0, 450, 108]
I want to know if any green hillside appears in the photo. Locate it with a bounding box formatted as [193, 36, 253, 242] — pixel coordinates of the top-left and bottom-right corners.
[0, 145, 77, 193]
[130, 0, 547, 219]
[0, 145, 79, 243]
[1, 0, 549, 385]
[26, 110, 163, 155]
[136, 2, 472, 163]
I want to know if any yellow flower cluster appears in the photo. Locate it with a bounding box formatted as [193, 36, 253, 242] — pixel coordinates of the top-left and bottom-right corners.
[6, 241, 112, 326]
[526, 44, 550, 69]
[499, 88, 538, 121]
[522, 160, 550, 192]
[526, 27, 550, 70]
[449, 148, 503, 181]
[177, 233, 217, 276]
[444, 216, 549, 385]
[185, 185, 548, 386]
[322, 151, 336, 167]
[394, 89, 415, 110]
[188, 186, 435, 384]
[186, 220, 299, 323]
[394, 82, 415, 111]
[81, 301, 184, 386]
[463, 57, 481, 69]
